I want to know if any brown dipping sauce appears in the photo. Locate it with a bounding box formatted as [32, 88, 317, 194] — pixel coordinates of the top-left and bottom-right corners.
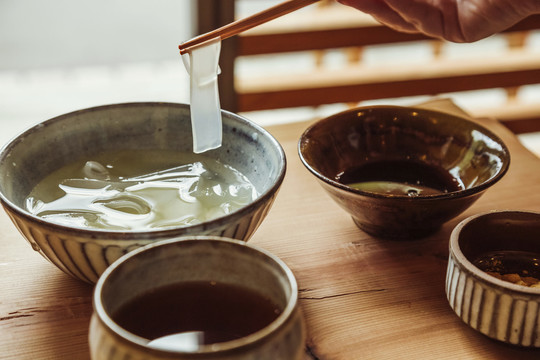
[336, 160, 462, 196]
[112, 281, 282, 346]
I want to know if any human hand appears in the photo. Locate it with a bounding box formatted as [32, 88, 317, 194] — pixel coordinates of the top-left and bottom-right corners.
[337, 0, 540, 42]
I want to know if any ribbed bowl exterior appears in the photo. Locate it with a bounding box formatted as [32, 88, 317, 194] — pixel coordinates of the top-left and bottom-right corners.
[0, 102, 286, 284]
[446, 250, 540, 347]
[2, 191, 277, 284]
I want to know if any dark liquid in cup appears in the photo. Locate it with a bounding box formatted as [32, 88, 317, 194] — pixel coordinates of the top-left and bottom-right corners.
[473, 250, 540, 279]
[336, 160, 462, 196]
[112, 281, 281, 346]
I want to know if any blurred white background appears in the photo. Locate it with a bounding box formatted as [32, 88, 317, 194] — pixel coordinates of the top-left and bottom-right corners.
[0, 0, 195, 145]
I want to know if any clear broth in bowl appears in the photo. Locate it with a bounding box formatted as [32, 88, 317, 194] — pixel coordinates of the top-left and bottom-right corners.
[25, 149, 258, 230]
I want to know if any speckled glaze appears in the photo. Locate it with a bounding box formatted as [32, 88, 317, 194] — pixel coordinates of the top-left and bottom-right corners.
[298, 105, 510, 239]
[446, 211, 540, 347]
[89, 236, 305, 360]
[0, 102, 286, 283]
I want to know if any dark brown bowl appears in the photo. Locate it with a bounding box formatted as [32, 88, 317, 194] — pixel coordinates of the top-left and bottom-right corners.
[298, 105, 510, 239]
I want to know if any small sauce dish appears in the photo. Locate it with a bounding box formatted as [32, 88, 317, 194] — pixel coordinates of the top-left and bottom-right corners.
[446, 210, 540, 347]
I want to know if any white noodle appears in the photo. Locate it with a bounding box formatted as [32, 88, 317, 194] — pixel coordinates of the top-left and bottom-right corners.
[181, 37, 222, 154]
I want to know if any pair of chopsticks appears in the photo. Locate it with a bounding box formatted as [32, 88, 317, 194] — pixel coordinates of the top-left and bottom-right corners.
[179, 0, 320, 54]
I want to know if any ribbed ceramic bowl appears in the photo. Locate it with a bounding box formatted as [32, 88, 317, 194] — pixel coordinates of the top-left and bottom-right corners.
[89, 236, 305, 360]
[446, 210, 540, 347]
[0, 102, 286, 283]
[298, 105, 510, 239]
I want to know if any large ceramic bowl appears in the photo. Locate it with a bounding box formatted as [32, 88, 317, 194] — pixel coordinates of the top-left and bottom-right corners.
[298, 105, 510, 239]
[446, 210, 540, 347]
[89, 236, 305, 360]
[0, 102, 286, 283]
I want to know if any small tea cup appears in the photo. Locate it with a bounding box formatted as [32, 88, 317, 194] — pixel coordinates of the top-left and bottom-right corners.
[89, 236, 305, 360]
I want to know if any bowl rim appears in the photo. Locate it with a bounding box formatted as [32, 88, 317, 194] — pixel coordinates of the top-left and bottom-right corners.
[0, 102, 287, 238]
[297, 104, 510, 201]
[449, 210, 540, 295]
[92, 236, 300, 355]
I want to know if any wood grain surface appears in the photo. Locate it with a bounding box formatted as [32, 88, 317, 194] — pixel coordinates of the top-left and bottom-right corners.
[2, 102, 540, 359]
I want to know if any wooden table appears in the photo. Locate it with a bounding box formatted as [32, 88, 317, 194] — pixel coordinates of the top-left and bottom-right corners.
[2, 103, 540, 359]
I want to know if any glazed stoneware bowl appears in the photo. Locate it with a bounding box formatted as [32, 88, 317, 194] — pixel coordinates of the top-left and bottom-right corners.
[89, 236, 305, 360]
[298, 105, 510, 239]
[446, 210, 540, 347]
[0, 102, 286, 283]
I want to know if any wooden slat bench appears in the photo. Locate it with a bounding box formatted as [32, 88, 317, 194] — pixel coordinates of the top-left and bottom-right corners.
[199, 1, 540, 133]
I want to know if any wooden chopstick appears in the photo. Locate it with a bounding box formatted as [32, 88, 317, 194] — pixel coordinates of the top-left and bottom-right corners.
[178, 0, 320, 54]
